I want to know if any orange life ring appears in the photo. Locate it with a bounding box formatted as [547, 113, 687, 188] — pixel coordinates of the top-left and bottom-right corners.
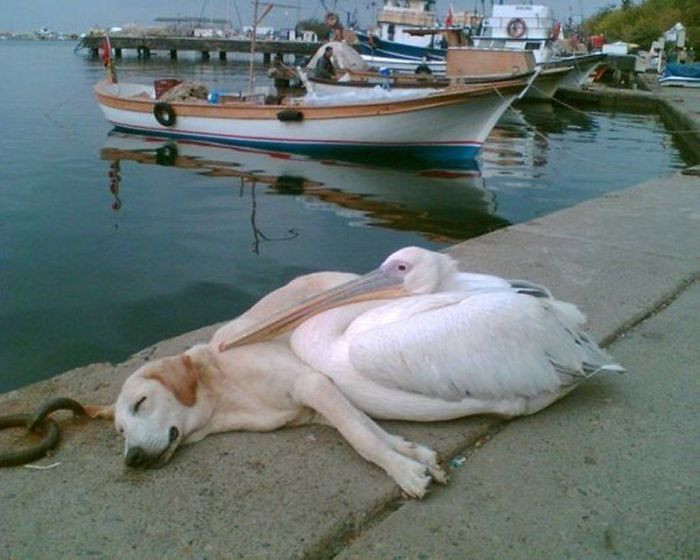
[506, 18, 527, 39]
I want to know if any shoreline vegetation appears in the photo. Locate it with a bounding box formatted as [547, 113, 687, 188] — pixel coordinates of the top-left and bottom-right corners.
[585, 0, 699, 52]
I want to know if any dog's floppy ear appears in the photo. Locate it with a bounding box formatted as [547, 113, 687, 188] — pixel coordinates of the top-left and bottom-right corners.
[145, 354, 199, 407]
[84, 403, 115, 420]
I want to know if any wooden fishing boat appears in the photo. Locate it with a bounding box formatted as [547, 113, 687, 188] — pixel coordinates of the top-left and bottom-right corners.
[302, 43, 536, 98]
[350, 3, 602, 100]
[94, 75, 530, 161]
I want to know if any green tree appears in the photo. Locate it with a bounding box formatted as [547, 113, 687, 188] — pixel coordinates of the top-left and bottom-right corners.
[585, 0, 699, 52]
[296, 19, 330, 41]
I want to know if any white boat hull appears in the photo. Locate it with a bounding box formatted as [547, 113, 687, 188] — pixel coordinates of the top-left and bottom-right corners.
[658, 76, 700, 88]
[556, 54, 606, 88]
[523, 66, 574, 100]
[95, 79, 526, 160]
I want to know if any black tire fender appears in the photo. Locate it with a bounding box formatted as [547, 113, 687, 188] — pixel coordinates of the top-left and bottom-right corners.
[277, 110, 304, 122]
[154, 102, 177, 127]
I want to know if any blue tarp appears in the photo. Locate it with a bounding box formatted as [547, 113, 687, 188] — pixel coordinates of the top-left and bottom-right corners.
[662, 63, 700, 79]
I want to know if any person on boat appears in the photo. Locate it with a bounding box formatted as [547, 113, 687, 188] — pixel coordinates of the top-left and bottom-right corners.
[314, 46, 336, 80]
[415, 62, 432, 75]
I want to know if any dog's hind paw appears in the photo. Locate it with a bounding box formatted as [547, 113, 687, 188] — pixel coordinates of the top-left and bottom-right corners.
[386, 453, 433, 499]
[387, 435, 446, 484]
[429, 464, 448, 485]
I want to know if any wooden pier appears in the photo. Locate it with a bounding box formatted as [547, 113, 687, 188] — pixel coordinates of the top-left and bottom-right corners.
[78, 35, 321, 64]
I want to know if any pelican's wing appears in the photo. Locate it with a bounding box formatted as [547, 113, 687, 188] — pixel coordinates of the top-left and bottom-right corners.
[449, 272, 553, 299]
[345, 291, 611, 401]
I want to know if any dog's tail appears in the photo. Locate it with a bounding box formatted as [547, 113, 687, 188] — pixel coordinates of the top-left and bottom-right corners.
[84, 403, 115, 420]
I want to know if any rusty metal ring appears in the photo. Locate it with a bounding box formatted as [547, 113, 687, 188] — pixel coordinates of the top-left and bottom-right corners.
[0, 414, 60, 467]
[27, 397, 88, 432]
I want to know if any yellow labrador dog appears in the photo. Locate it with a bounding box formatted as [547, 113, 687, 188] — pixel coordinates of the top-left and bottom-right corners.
[90, 271, 446, 498]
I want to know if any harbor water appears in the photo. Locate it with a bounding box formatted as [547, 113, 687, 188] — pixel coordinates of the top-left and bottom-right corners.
[1, 41, 695, 392]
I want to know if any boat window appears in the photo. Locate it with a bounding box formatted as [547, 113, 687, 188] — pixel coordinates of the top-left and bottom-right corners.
[388, 24, 395, 41]
[525, 42, 541, 50]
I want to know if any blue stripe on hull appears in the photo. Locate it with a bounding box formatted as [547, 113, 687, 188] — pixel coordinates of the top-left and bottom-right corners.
[355, 32, 446, 61]
[112, 125, 482, 164]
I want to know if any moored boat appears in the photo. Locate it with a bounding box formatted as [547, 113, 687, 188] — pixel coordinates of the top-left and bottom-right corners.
[353, 0, 448, 62]
[302, 43, 536, 97]
[471, 4, 603, 98]
[352, 2, 603, 100]
[658, 63, 700, 88]
[94, 75, 530, 161]
[555, 52, 608, 88]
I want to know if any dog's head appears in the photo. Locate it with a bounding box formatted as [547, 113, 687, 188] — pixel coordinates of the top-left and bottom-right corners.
[111, 345, 213, 468]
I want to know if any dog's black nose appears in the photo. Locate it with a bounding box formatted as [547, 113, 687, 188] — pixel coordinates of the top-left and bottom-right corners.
[169, 426, 179, 443]
[125, 446, 147, 468]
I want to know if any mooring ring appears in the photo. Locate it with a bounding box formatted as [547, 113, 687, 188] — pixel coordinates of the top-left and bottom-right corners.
[27, 397, 88, 432]
[0, 413, 60, 467]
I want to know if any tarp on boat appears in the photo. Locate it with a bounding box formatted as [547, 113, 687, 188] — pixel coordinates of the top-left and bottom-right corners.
[296, 87, 437, 106]
[305, 41, 369, 72]
[661, 63, 700, 79]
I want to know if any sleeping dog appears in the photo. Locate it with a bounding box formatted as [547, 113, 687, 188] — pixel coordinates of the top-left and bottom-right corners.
[89, 271, 446, 499]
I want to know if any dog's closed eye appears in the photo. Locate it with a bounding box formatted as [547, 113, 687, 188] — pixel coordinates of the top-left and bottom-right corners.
[133, 396, 147, 413]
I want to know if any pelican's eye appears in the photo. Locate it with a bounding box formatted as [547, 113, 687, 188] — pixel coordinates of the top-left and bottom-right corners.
[133, 396, 147, 413]
[384, 260, 412, 277]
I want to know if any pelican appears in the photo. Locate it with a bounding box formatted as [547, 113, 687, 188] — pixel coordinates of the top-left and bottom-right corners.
[220, 246, 625, 421]
[97, 246, 624, 499]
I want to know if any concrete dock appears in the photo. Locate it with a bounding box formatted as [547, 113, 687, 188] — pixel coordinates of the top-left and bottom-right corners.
[78, 34, 320, 62]
[1, 85, 699, 558]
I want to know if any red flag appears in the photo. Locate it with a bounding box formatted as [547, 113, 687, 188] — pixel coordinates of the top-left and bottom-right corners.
[102, 34, 112, 67]
[446, 4, 454, 27]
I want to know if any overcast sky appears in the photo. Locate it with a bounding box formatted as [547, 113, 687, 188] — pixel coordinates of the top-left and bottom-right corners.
[2, 1, 622, 34]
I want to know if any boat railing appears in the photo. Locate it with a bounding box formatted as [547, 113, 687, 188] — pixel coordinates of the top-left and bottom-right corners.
[481, 16, 555, 40]
[377, 8, 436, 27]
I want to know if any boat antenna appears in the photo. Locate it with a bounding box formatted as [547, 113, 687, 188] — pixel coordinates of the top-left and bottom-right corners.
[248, 0, 260, 94]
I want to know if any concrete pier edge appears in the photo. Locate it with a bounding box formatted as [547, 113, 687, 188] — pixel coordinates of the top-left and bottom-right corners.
[1, 85, 698, 559]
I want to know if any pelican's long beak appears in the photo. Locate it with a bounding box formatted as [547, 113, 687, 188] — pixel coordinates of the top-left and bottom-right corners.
[219, 268, 406, 352]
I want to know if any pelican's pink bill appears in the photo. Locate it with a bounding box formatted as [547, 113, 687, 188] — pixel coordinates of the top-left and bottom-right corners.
[218, 268, 407, 352]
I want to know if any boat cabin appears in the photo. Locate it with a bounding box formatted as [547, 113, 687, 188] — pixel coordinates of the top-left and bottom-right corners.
[472, 4, 559, 64]
[375, 0, 438, 48]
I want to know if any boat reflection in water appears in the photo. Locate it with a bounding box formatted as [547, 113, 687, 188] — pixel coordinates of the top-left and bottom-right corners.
[100, 131, 510, 246]
[482, 102, 597, 175]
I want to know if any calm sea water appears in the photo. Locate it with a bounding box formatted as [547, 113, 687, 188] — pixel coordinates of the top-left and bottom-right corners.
[0, 41, 695, 392]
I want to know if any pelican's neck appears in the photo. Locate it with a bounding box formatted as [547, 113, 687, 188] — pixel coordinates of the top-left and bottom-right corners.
[430, 253, 461, 293]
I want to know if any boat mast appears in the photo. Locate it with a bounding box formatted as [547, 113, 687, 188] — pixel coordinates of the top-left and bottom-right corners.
[248, 0, 260, 93]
